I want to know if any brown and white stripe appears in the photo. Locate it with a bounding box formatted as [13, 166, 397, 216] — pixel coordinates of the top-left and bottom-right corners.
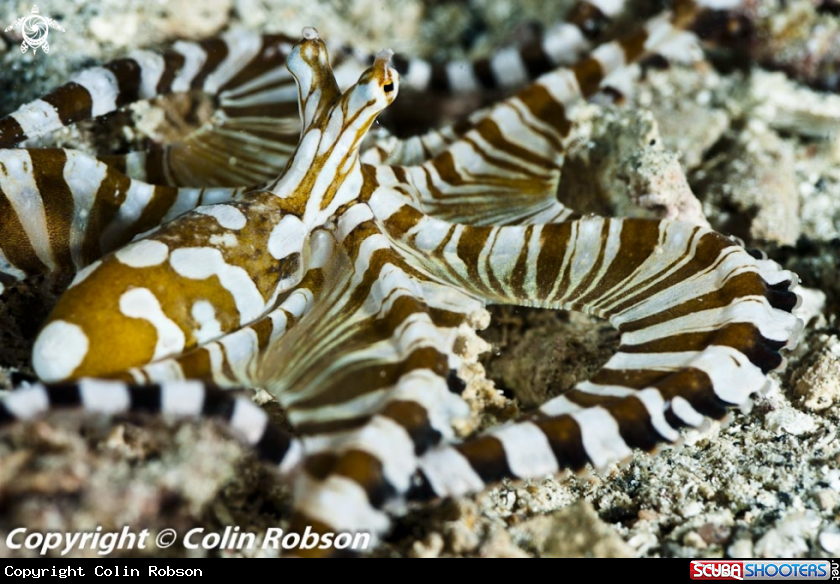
[258, 202, 485, 542]
[0, 147, 252, 287]
[368, 8, 699, 224]
[27, 31, 401, 387]
[374, 0, 625, 96]
[366, 194, 801, 500]
[0, 0, 631, 194]
[120, 229, 338, 387]
[0, 31, 300, 149]
[0, 1, 614, 177]
[363, 0, 732, 168]
[0, 379, 302, 476]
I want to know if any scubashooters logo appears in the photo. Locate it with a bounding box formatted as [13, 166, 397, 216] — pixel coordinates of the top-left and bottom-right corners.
[691, 560, 838, 581]
[5, 5, 66, 55]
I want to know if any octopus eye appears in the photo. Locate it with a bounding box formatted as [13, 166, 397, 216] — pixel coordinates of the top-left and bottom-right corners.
[383, 82, 394, 93]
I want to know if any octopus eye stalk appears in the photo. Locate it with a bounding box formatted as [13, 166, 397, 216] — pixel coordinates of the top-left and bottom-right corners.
[376, 49, 398, 97]
[288, 26, 341, 130]
[375, 48, 398, 94]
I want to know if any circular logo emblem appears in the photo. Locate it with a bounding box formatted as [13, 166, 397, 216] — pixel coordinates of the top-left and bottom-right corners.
[4, 6, 66, 55]
[21, 13, 49, 51]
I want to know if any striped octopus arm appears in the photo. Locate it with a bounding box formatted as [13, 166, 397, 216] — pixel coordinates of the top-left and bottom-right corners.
[370, 194, 802, 499]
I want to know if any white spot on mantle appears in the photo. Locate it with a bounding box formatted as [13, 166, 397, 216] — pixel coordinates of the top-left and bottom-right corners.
[32, 321, 89, 382]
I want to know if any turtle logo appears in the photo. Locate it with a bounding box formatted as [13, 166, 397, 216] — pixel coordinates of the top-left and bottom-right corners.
[5, 5, 66, 55]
